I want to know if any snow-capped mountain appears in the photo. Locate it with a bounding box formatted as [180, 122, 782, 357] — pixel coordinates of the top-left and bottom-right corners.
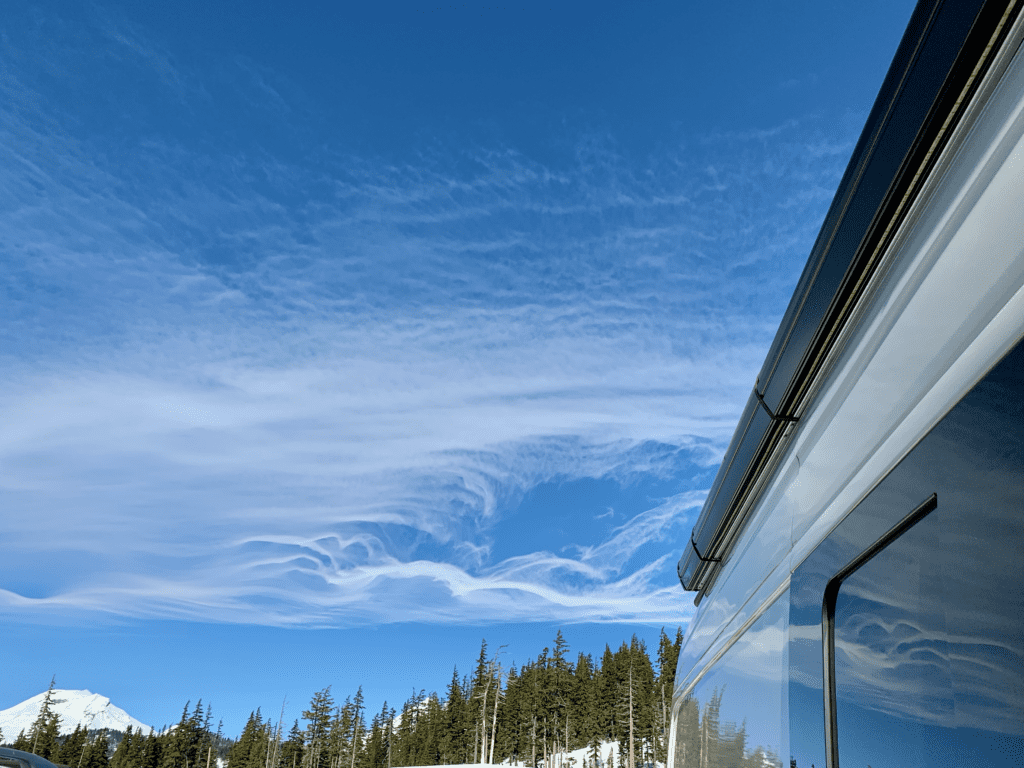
[0, 690, 154, 740]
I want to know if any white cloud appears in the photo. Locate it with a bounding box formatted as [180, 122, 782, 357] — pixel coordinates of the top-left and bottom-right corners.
[0, 17, 857, 627]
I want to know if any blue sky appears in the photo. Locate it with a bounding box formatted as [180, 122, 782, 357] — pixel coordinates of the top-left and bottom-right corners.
[2, 0, 915, 737]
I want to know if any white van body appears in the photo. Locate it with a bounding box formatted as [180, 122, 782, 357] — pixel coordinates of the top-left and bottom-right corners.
[669, 3, 1024, 768]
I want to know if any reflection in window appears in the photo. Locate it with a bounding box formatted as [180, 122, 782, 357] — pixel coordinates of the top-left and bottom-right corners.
[832, 495, 1024, 768]
[830, 344, 1024, 768]
[672, 595, 788, 768]
[832, 503, 951, 768]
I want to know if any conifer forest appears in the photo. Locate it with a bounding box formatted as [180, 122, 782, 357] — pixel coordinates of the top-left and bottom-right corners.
[7, 628, 684, 768]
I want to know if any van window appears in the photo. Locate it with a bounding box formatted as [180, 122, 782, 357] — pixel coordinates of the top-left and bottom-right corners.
[790, 338, 1024, 768]
[671, 594, 788, 768]
[826, 343, 1024, 768]
[830, 493, 1023, 768]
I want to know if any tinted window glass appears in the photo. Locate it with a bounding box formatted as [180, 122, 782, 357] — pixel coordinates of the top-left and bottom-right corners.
[832, 348, 1024, 768]
[832, 498, 1023, 767]
[831, 502, 951, 768]
[789, 337, 1024, 768]
[672, 594, 788, 768]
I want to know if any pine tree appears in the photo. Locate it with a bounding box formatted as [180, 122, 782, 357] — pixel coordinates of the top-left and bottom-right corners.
[279, 721, 305, 768]
[439, 670, 468, 765]
[595, 646, 617, 742]
[392, 689, 424, 767]
[348, 688, 364, 768]
[301, 688, 335, 768]
[56, 725, 89, 768]
[469, 641, 489, 765]
[572, 653, 598, 752]
[486, 654, 505, 765]
[230, 711, 268, 768]
[200, 704, 216, 768]
[494, 665, 522, 766]
[28, 678, 62, 760]
[79, 628, 691, 768]
[361, 701, 392, 768]
[264, 703, 285, 768]
[81, 731, 111, 768]
[417, 695, 442, 767]
[158, 700, 213, 768]
[110, 725, 134, 768]
[139, 732, 163, 768]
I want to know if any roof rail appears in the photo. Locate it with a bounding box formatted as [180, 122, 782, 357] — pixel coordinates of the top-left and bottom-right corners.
[678, 0, 1023, 604]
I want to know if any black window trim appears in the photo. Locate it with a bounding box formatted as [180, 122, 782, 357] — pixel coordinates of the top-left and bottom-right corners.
[820, 492, 939, 768]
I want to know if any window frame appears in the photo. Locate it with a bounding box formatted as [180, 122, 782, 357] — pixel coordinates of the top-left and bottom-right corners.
[819, 492, 938, 768]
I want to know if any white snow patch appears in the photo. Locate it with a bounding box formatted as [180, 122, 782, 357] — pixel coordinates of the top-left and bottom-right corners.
[402, 740, 660, 768]
[0, 690, 154, 739]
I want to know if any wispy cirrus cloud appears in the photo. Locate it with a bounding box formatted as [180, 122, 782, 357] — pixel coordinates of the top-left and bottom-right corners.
[0, 8, 857, 628]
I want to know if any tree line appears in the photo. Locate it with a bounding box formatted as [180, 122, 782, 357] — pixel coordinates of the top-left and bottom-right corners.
[7, 628, 683, 768]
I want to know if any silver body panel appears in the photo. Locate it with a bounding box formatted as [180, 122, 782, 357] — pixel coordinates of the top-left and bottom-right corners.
[673, 4, 1024, 711]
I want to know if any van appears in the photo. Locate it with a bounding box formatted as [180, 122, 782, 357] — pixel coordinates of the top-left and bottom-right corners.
[669, 2, 1024, 767]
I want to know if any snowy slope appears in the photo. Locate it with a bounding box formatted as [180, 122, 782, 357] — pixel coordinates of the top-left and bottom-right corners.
[399, 740, 639, 768]
[503, 741, 626, 768]
[0, 690, 154, 740]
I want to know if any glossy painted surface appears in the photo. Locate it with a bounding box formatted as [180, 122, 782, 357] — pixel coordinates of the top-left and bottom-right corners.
[789, 339, 1024, 768]
[675, 8, 1024, 693]
[679, 0, 1014, 600]
[673, 14, 1024, 768]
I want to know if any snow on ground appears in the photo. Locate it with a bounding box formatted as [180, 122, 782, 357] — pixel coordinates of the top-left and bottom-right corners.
[0, 690, 154, 739]
[403, 740, 662, 768]
[505, 741, 620, 768]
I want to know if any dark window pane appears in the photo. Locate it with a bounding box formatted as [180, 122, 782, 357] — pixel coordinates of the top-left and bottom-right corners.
[830, 343, 1024, 768]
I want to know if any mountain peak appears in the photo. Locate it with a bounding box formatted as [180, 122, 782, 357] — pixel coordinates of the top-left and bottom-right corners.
[0, 689, 154, 739]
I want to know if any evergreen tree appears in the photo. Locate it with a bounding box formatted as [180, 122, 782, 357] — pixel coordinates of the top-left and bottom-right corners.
[301, 688, 335, 768]
[469, 641, 489, 765]
[485, 654, 506, 765]
[392, 690, 424, 767]
[613, 636, 654, 768]
[27, 678, 62, 761]
[139, 732, 163, 768]
[595, 645, 618, 742]
[109, 725, 134, 768]
[418, 695, 442, 767]
[200, 705, 216, 768]
[361, 702, 392, 768]
[439, 670, 467, 765]
[56, 725, 89, 768]
[230, 711, 270, 768]
[66, 626, 695, 768]
[324, 704, 345, 768]
[158, 700, 213, 768]
[81, 731, 111, 768]
[572, 653, 598, 752]
[278, 721, 305, 768]
[348, 688, 364, 768]
[494, 665, 522, 766]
